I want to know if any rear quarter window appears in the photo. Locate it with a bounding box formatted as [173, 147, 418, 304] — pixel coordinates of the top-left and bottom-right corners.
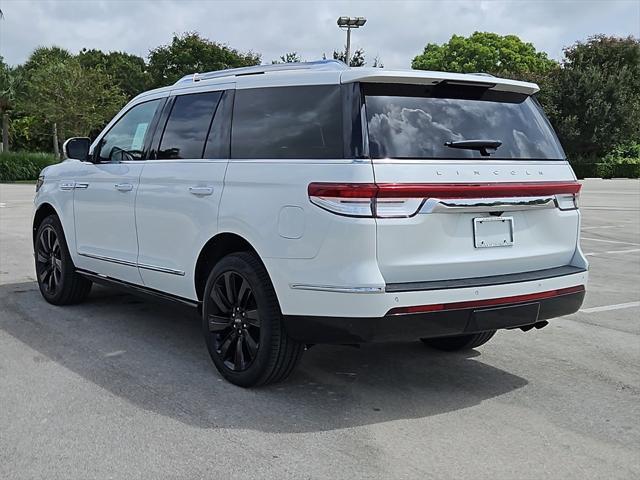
[231, 85, 343, 159]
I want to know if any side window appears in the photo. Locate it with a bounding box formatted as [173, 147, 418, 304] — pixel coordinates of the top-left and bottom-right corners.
[231, 85, 343, 159]
[158, 91, 222, 160]
[97, 99, 163, 162]
[204, 90, 234, 159]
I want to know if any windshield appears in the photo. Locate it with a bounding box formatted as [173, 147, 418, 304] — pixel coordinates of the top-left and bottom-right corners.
[363, 83, 565, 160]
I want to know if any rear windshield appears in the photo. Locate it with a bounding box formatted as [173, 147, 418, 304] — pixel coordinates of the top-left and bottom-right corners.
[363, 83, 565, 160]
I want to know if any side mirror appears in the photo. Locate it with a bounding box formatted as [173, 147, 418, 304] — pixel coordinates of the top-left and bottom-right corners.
[63, 137, 91, 161]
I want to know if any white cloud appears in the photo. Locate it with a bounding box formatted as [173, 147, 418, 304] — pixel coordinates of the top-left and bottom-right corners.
[0, 0, 638, 68]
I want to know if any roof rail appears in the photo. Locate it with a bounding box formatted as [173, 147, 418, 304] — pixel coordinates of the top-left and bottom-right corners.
[466, 72, 496, 78]
[174, 59, 348, 85]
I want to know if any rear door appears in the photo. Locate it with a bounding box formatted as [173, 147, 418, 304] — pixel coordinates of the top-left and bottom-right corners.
[361, 82, 581, 285]
[135, 87, 232, 299]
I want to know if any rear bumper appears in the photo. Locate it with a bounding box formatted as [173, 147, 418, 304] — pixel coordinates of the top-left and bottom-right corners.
[270, 261, 588, 318]
[282, 287, 585, 344]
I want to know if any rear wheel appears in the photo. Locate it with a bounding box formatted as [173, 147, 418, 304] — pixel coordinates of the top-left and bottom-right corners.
[202, 252, 303, 387]
[34, 215, 92, 305]
[421, 331, 496, 351]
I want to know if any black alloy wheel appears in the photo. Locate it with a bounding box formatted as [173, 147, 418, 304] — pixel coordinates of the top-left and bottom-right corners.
[34, 214, 92, 305]
[35, 224, 63, 295]
[208, 271, 261, 372]
[202, 252, 303, 387]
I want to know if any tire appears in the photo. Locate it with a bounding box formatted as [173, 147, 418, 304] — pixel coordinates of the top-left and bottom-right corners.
[202, 252, 303, 387]
[421, 330, 496, 352]
[34, 214, 92, 305]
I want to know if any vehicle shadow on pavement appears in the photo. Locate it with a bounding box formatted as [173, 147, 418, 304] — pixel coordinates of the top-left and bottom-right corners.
[1, 282, 528, 433]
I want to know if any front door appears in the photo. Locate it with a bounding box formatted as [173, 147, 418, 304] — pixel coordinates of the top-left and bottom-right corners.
[73, 98, 164, 284]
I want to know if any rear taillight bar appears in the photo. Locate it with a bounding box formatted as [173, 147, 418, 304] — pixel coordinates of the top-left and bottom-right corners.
[372, 182, 581, 198]
[308, 182, 581, 218]
[387, 285, 585, 316]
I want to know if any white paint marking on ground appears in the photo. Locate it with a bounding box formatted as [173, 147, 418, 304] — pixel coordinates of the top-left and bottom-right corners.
[580, 301, 640, 313]
[581, 237, 640, 246]
[584, 248, 640, 257]
[581, 225, 620, 230]
[104, 350, 126, 358]
[0, 203, 6, 208]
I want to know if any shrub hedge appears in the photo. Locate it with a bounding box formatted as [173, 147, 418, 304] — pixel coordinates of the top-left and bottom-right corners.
[0, 152, 59, 182]
[571, 161, 640, 179]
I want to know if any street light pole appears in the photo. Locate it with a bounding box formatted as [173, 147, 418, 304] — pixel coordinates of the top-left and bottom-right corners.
[346, 27, 351, 64]
[337, 16, 367, 66]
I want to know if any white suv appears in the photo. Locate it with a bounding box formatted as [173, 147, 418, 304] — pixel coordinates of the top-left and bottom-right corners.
[33, 60, 588, 387]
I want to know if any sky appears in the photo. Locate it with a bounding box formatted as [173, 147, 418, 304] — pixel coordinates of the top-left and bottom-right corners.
[1, 0, 639, 68]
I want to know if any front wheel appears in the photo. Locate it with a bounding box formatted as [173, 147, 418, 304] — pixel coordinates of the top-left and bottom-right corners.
[421, 331, 496, 351]
[202, 252, 303, 387]
[34, 214, 92, 305]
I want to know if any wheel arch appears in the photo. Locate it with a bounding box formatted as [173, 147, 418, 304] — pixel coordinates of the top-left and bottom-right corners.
[32, 203, 59, 244]
[194, 232, 266, 301]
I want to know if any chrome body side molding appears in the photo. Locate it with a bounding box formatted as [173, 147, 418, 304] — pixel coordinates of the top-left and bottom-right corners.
[137, 262, 186, 276]
[78, 252, 185, 276]
[78, 252, 137, 267]
[290, 284, 385, 294]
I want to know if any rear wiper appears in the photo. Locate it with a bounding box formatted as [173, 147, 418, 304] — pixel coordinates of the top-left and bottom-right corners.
[444, 139, 502, 157]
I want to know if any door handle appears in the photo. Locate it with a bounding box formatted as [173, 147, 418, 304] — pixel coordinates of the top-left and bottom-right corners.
[114, 183, 133, 192]
[188, 186, 214, 196]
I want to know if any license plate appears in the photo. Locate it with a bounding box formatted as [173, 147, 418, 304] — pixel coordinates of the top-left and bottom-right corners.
[473, 216, 514, 248]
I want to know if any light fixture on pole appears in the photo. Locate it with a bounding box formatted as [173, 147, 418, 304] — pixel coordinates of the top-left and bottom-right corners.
[336, 16, 367, 65]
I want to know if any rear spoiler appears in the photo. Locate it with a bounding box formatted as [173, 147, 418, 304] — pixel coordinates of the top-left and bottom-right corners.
[340, 69, 539, 95]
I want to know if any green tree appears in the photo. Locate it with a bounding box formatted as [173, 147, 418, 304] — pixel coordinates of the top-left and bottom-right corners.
[546, 35, 640, 158]
[23, 57, 126, 149]
[0, 56, 13, 111]
[10, 47, 73, 151]
[331, 48, 366, 67]
[412, 32, 556, 76]
[147, 32, 260, 87]
[0, 56, 14, 151]
[21, 46, 73, 74]
[272, 52, 301, 64]
[78, 49, 149, 99]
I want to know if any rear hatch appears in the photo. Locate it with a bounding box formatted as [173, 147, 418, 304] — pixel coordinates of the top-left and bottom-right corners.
[360, 80, 581, 286]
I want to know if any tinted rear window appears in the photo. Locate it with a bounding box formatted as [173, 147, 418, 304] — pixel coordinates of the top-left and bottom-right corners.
[363, 83, 565, 160]
[232, 85, 343, 159]
[158, 91, 222, 159]
[204, 90, 233, 159]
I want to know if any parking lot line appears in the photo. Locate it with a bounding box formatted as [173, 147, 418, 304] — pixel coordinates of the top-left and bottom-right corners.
[581, 225, 620, 230]
[584, 248, 640, 256]
[581, 237, 640, 246]
[580, 301, 640, 313]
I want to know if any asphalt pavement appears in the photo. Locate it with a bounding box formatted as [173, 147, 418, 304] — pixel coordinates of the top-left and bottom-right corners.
[0, 179, 638, 479]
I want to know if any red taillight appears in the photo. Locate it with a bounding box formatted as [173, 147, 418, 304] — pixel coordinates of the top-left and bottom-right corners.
[307, 183, 378, 217]
[374, 182, 581, 198]
[387, 285, 585, 315]
[308, 182, 582, 217]
[307, 183, 378, 198]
